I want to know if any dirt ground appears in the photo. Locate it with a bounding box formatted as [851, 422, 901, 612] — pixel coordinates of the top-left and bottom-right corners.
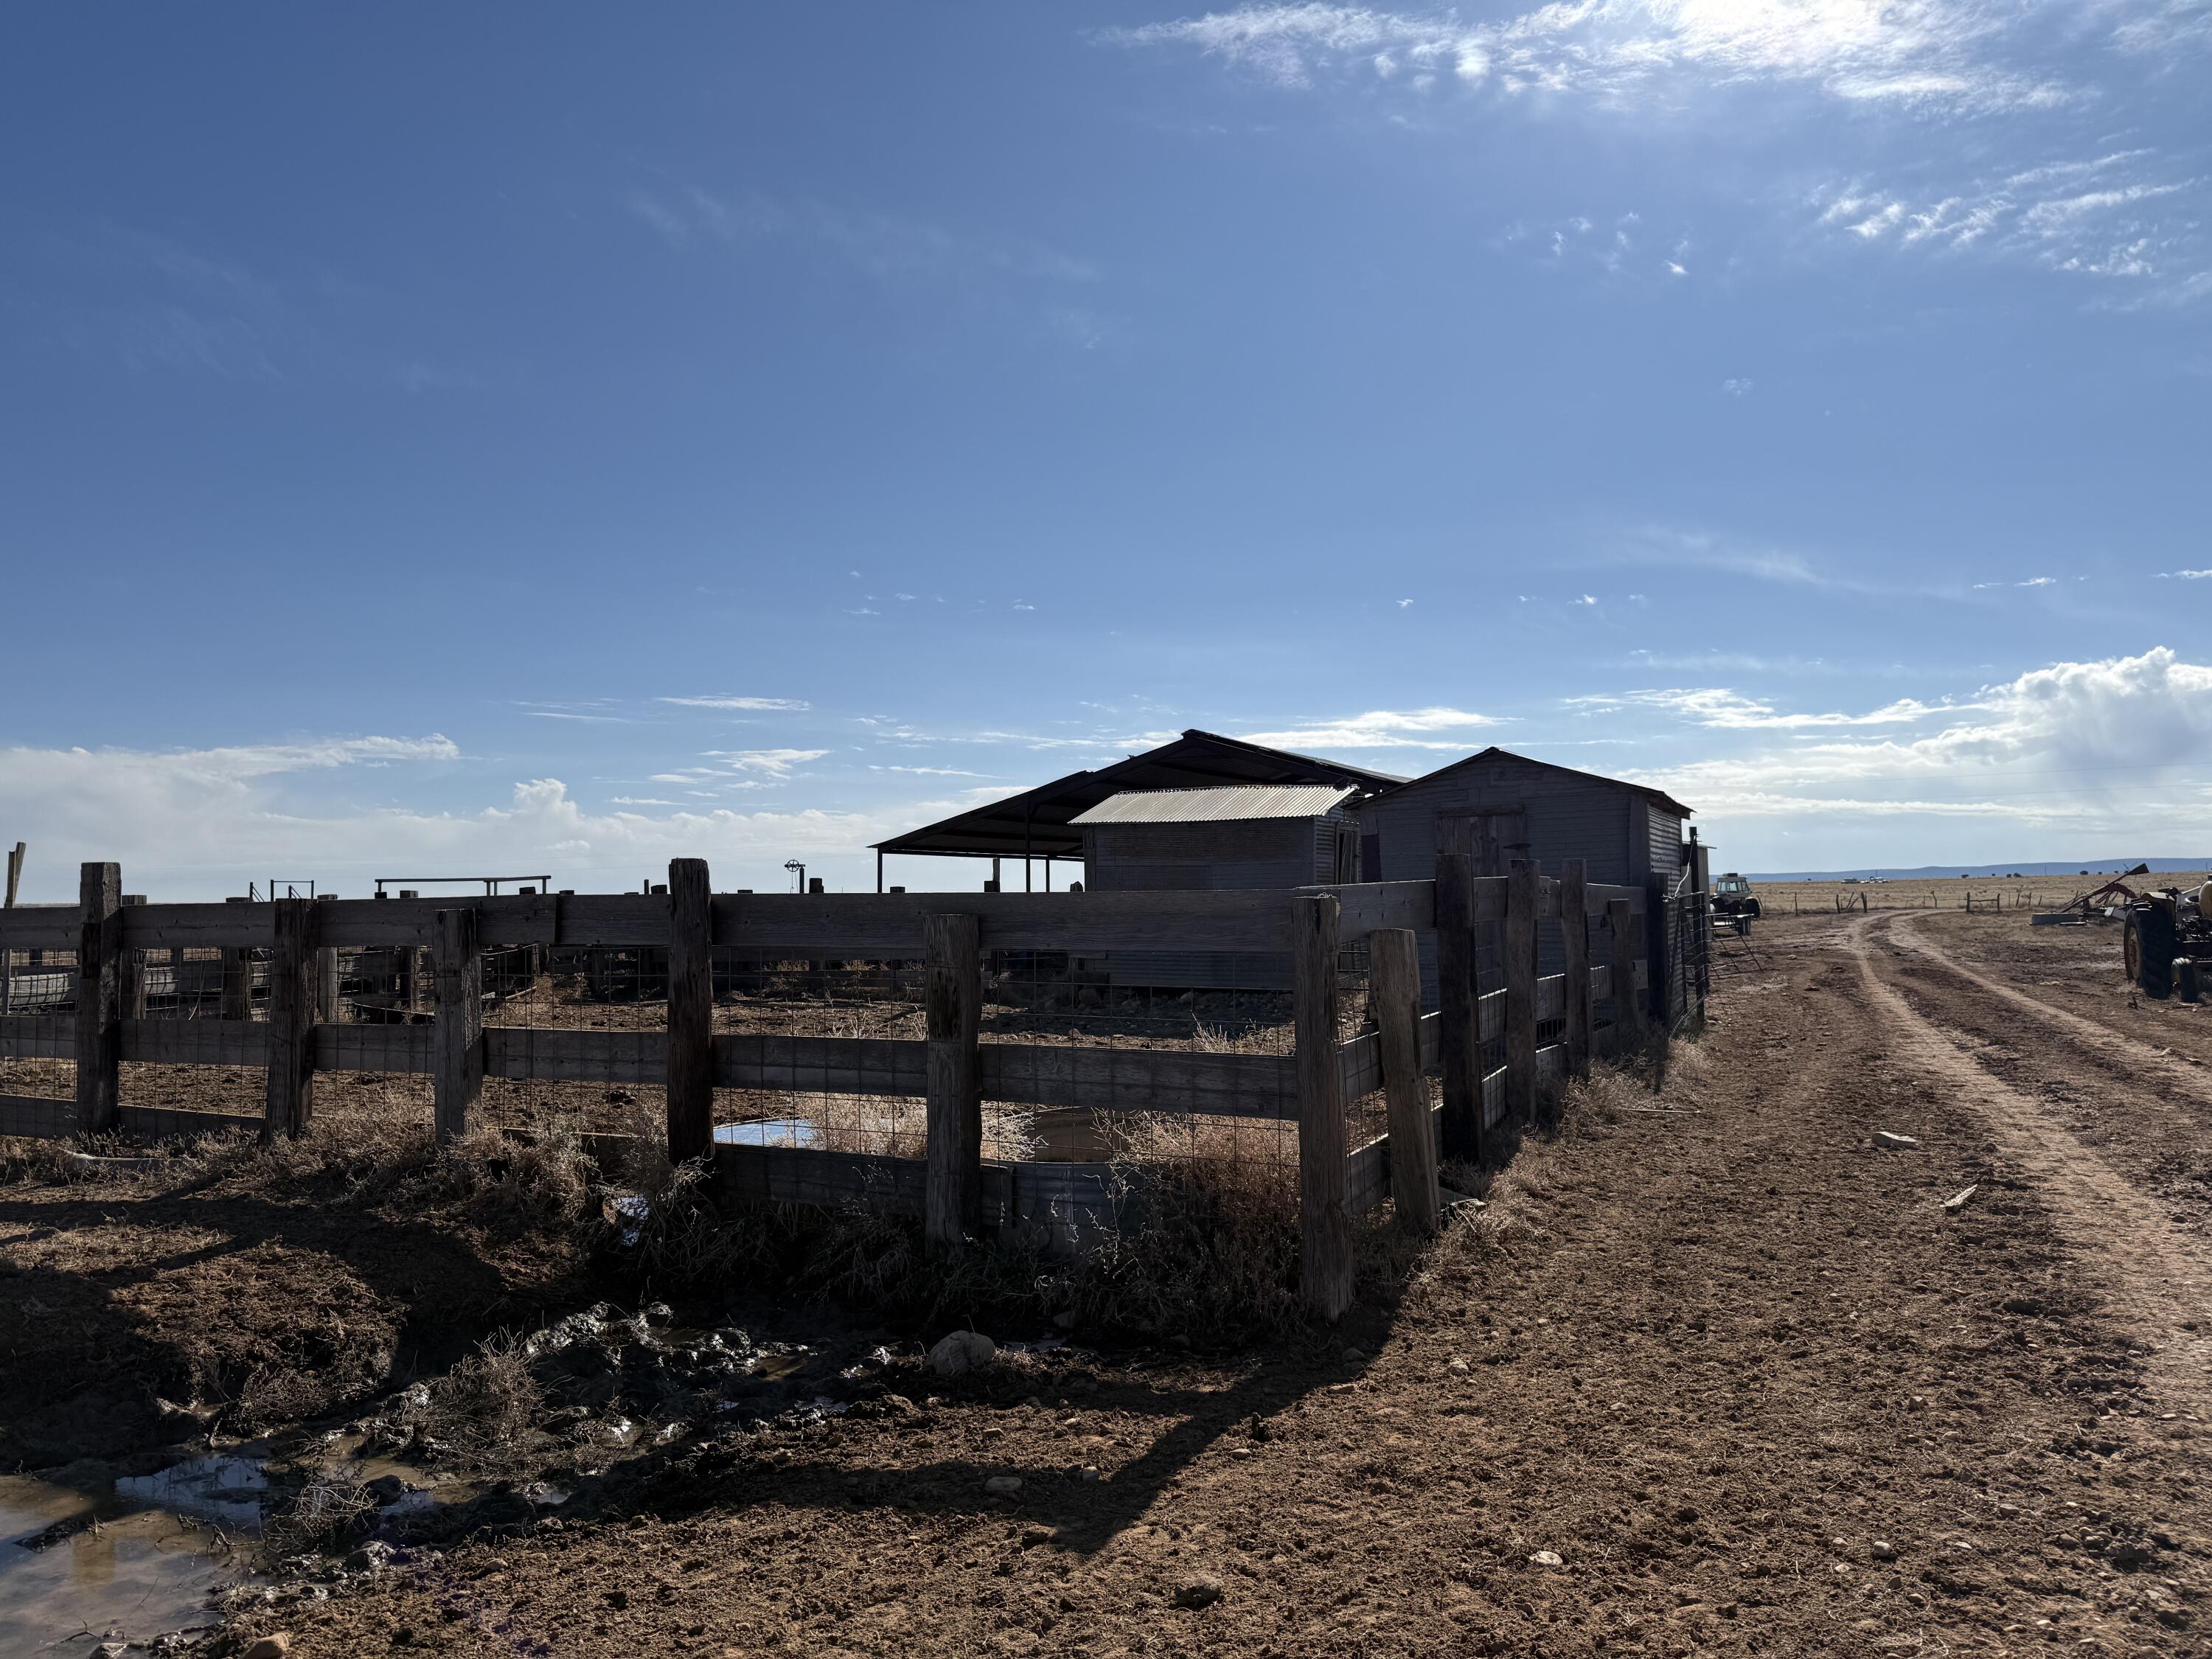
[13, 908, 2212, 1655]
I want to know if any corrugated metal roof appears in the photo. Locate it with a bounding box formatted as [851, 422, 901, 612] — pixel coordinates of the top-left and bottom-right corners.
[1071, 784, 1360, 826]
[872, 729, 1403, 858]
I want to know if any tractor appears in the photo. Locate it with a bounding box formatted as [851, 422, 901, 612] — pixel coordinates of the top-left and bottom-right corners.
[2123, 883, 2212, 1001]
[1710, 872, 1760, 935]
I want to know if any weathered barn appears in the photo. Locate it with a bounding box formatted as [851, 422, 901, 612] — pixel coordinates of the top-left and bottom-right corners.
[871, 728, 1400, 893]
[1070, 783, 1363, 989]
[1358, 747, 1696, 1020]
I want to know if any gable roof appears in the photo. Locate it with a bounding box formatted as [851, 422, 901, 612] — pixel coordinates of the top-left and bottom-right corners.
[873, 730, 1404, 859]
[1373, 746, 1693, 820]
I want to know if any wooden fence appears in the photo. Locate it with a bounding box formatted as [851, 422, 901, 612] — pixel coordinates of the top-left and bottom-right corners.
[0, 854, 1652, 1318]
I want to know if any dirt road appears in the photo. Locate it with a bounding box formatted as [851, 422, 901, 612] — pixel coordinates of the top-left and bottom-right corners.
[218, 910, 2202, 1658]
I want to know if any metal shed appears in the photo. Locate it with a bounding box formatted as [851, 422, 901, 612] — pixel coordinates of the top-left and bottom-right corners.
[870, 728, 1400, 892]
[1358, 748, 1695, 1020]
[1071, 783, 1363, 990]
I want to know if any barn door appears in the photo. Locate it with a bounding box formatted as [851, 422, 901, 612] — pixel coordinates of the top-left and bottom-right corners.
[1332, 822, 1360, 884]
[1436, 808, 1529, 877]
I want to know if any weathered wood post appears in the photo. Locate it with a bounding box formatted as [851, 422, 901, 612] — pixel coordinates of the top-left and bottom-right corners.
[1371, 925, 1438, 1237]
[1506, 858, 1538, 1124]
[431, 908, 483, 1144]
[265, 897, 319, 1141]
[925, 911, 982, 1251]
[1293, 892, 1353, 1320]
[1608, 898, 1644, 1051]
[316, 944, 342, 1024]
[1562, 859, 1590, 1079]
[665, 858, 714, 1166]
[0, 841, 21, 1015]
[1645, 874, 1671, 1034]
[220, 897, 253, 1020]
[1433, 850, 1481, 1164]
[119, 895, 147, 1021]
[75, 862, 122, 1135]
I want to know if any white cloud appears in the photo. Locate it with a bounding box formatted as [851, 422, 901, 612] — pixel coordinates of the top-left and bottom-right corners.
[700, 748, 832, 777]
[1631, 647, 2212, 827]
[1722, 378, 1754, 395]
[1811, 152, 2211, 299]
[658, 695, 812, 712]
[1102, 1, 2072, 115]
[2157, 568, 2212, 579]
[0, 732, 1015, 900]
[1237, 706, 1500, 749]
[1581, 688, 1945, 728]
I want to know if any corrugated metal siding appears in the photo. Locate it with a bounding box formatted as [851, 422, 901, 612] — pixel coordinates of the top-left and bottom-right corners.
[1644, 803, 1686, 1023]
[1079, 811, 1344, 990]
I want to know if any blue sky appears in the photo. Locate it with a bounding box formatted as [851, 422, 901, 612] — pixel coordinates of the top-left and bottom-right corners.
[2, 2, 2209, 899]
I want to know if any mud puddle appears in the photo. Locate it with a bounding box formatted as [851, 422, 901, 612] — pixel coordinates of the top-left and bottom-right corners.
[0, 1465, 245, 1656]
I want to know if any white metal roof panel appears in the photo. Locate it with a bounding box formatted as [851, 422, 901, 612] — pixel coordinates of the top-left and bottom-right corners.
[1071, 784, 1360, 826]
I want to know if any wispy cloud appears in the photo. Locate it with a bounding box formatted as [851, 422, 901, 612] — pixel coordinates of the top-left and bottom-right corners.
[2157, 568, 2212, 579]
[658, 695, 813, 712]
[628, 186, 1100, 289]
[1573, 688, 1948, 729]
[700, 748, 831, 778]
[1809, 150, 2212, 301]
[1102, 1, 2073, 116]
[1237, 706, 1500, 750]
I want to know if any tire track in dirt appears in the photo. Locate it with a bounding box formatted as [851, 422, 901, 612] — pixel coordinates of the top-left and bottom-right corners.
[1886, 914, 2212, 1113]
[1851, 911, 2212, 1412]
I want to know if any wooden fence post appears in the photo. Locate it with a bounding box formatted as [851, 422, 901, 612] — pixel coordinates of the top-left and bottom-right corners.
[1645, 874, 1671, 1033]
[1506, 859, 1538, 1124]
[265, 897, 318, 1141]
[432, 908, 483, 1144]
[1371, 925, 1437, 1237]
[1434, 850, 1481, 1164]
[1562, 859, 1590, 1079]
[1293, 892, 1354, 1319]
[925, 911, 982, 1251]
[1608, 898, 1644, 1051]
[119, 894, 147, 1020]
[0, 841, 21, 1015]
[220, 894, 254, 1020]
[76, 862, 123, 1135]
[316, 942, 342, 1023]
[665, 858, 714, 1166]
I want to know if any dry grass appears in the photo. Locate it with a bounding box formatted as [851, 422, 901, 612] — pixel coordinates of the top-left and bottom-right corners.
[261, 1467, 376, 1563]
[1061, 1112, 1304, 1340]
[416, 1332, 545, 1478]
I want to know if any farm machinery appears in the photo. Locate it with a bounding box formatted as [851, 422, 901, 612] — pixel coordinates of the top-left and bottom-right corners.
[2123, 882, 2212, 1001]
[1709, 872, 1759, 936]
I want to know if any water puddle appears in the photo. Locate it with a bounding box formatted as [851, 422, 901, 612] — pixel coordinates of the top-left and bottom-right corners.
[714, 1118, 821, 1148]
[114, 1454, 268, 1530]
[0, 1468, 244, 1653]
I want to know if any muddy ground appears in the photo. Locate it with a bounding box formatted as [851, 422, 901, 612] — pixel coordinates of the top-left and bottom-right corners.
[10, 908, 2212, 1655]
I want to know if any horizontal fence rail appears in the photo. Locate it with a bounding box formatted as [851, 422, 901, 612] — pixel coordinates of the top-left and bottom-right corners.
[2, 857, 1676, 1315]
[0, 877, 1646, 958]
